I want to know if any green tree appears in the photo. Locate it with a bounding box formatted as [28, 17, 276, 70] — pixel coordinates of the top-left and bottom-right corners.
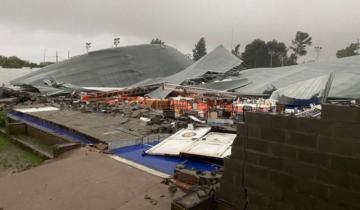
[286, 53, 298, 66]
[192, 37, 207, 61]
[150, 38, 165, 45]
[266, 40, 288, 67]
[241, 39, 269, 68]
[231, 44, 241, 58]
[336, 42, 360, 58]
[0, 55, 40, 69]
[290, 31, 312, 63]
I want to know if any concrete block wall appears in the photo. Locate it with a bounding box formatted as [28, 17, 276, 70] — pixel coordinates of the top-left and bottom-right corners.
[7, 122, 27, 135]
[218, 104, 360, 210]
[7, 122, 67, 145]
[26, 125, 66, 145]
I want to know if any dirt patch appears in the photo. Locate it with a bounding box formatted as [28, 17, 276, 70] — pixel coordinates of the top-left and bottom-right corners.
[0, 133, 44, 173]
[0, 167, 8, 178]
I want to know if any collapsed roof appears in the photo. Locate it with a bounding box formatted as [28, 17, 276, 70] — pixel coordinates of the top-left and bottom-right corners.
[147, 45, 242, 98]
[233, 55, 360, 99]
[11, 44, 193, 94]
[269, 74, 334, 105]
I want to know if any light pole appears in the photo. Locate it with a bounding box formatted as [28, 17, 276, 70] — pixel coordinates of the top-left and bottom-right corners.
[43, 48, 47, 63]
[314, 46, 322, 62]
[113, 38, 120, 47]
[86, 42, 91, 53]
[269, 50, 275, 67]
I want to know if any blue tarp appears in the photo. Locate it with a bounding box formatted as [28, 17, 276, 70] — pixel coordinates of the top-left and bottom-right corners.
[111, 142, 223, 175]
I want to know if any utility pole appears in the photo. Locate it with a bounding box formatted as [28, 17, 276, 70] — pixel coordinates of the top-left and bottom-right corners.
[43, 48, 47, 63]
[56, 51, 58, 63]
[279, 53, 285, 66]
[231, 26, 234, 50]
[269, 50, 275, 67]
[314, 46, 322, 62]
[68, 50, 70, 59]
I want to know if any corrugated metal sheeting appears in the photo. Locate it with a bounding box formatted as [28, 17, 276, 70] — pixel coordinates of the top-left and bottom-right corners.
[147, 45, 242, 98]
[233, 55, 360, 99]
[11, 44, 193, 94]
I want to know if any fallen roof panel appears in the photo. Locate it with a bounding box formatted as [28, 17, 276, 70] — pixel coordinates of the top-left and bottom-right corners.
[181, 132, 236, 159]
[234, 55, 360, 99]
[147, 45, 242, 98]
[11, 44, 193, 94]
[145, 127, 211, 156]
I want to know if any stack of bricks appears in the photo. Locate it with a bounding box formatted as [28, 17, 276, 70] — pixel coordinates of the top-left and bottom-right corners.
[174, 167, 222, 187]
[218, 104, 360, 210]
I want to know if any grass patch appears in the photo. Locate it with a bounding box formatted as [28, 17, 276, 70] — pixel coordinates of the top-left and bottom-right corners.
[0, 133, 44, 172]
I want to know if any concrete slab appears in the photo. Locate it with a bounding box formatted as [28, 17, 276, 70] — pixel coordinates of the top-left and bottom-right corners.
[20, 110, 159, 148]
[0, 148, 184, 210]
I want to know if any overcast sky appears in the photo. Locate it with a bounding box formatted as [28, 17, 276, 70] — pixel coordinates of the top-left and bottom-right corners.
[0, 0, 359, 63]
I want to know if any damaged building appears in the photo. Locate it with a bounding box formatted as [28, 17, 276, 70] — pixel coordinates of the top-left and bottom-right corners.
[1, 42, 360, 210]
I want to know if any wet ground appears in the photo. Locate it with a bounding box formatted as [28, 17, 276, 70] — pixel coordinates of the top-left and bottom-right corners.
[0, 147, 184, 210]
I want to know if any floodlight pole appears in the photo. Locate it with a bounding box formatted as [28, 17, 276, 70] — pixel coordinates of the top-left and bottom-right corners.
[114, 38, 120, 47]
[43, 48, 47, 63]
[86, 42, 91, 53]
[314, 46, 322, 62]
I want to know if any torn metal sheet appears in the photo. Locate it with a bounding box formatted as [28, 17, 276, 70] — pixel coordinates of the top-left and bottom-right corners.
[189, 115, 206, 124]
[14, 107, 59, 113]
[145, 127, 211, 156]
[198, 78, 250, 91]
[147, 45, 242, 98]
[270, 74, 333, 105]
[181, 132, 236, 159]
[234, 55, 360, 99]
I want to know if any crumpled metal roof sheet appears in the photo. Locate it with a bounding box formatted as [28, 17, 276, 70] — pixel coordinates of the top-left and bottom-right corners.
[234, 55, 360, 98]
[198, 78, 250, 91]
[147, 45, 242, 98]
[270, 74, 331, 102]
[11, 44, 193, 93]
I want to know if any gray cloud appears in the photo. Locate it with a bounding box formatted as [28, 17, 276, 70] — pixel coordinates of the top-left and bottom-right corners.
[0, 0, 359, 63]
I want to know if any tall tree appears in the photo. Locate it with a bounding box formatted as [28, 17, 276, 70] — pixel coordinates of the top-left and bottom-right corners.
[336, 42, 360, 58]
[266, 40, 288, 67]
[192, 37, 207, 61]
[241, 39, 269, 68]
[231, 44, 241, 58]
[290, 31, 312, 63]
[0, 55, 41, 69]
[150, 38, 165, 45]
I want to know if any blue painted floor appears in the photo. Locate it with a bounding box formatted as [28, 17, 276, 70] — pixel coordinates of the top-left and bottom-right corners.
[111, 141, 223, 175]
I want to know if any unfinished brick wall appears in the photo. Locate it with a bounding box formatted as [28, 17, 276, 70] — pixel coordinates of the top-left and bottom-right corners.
[218, 104, 360, 210]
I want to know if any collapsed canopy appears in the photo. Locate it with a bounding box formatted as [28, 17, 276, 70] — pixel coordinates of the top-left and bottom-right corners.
[11, 44, 193, 93]
[147, 45, 242, 98]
